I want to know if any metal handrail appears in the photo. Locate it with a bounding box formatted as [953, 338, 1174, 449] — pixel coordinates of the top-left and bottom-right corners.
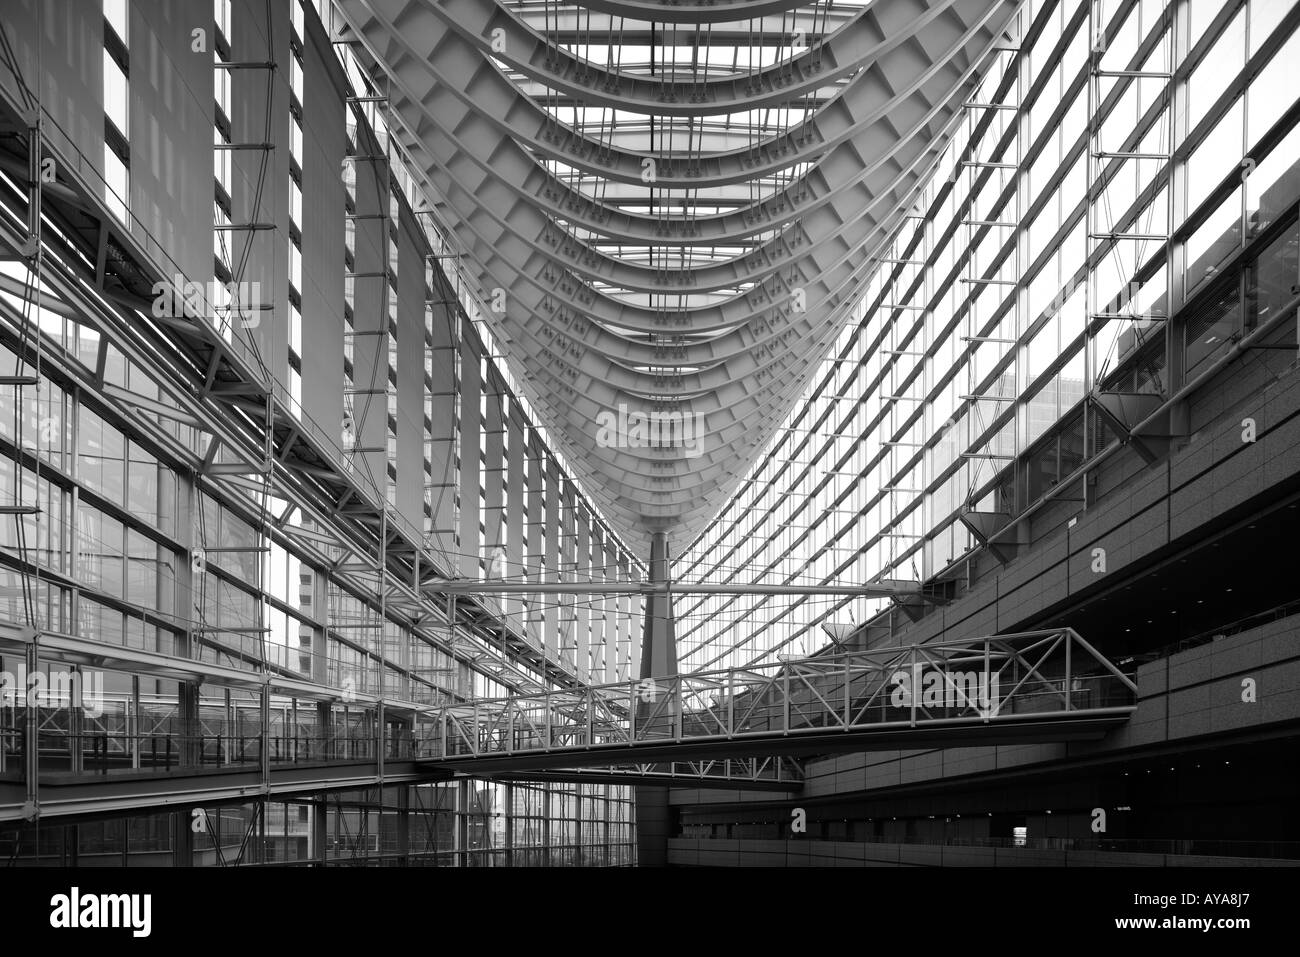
[419, 628, 1138, 760]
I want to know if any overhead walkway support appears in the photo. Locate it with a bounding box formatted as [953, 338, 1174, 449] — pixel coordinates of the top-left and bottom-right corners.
[416, 628, 1138, 773]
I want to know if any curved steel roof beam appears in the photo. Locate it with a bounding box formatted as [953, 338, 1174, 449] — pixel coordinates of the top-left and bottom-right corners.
[341, 0, 1013, 187]
[397, 137, 944, 462]
[390, 34, 984, 258]
[410, 113, 942, 340]
[412, 140, 924, 377]
[382, 63, 961, 362]
[488, 342, 847, 513]
[426, 0, 940, 116]
[554, 0, 811, 25]
[490, 307, 900, 542]
[333, 0, 1022, 547]
[480, 332, 883, 536]
[399, 103, 949, 395]
[568, 339, 873, 463]
[340, 0, 998, 319]
[418, 215, 912, 465]
[405, 103, 937, 332]
[396, 79, 957, 299]
[398, 157, 946, 510]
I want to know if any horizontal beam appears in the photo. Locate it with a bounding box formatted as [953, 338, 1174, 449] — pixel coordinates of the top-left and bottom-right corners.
[425, 580, 916, 597]
[419, 712, 1134, 774]
[472, 766, 801, 791]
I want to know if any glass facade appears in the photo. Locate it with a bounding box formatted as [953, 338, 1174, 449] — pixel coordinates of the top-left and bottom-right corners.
[0, 0, 1296, 871]
[0, 0, 640, 865]
[677, 0, 1300, 671]
[0, 782, 633, 866]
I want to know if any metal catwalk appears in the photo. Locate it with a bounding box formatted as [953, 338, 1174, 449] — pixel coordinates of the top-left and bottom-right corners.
[418, 628, 1137, 770]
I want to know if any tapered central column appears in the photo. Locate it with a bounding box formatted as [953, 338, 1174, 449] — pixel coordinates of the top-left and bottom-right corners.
[639, 531, 678, 680]
[635, 531, 677, 866]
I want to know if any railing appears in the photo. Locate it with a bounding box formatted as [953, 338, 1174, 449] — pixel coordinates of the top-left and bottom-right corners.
[0, 627, 1137, 789]
[0, 713, 801, 785]
[1132, 597, 1300, 664]
[573, 757, 803, 786]
[0, 725, 409, 776]
[419, 629, 1139, 761]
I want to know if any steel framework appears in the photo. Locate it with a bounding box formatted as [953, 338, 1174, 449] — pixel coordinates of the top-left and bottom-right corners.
[419, 627, 1138, 769]
[332, 0, 1025, 552]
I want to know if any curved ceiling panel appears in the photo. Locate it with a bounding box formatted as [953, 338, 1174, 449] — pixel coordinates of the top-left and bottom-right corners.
[334, 0, 1021, 555]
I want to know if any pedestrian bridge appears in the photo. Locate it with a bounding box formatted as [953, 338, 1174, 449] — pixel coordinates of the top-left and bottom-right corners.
[416, 629, 1138, 773]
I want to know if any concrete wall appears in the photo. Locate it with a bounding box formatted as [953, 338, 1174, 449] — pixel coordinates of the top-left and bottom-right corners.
[878, 352, 1300, 652]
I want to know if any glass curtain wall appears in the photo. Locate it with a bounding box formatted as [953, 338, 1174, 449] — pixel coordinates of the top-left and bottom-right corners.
[678, 0, 1300, 671]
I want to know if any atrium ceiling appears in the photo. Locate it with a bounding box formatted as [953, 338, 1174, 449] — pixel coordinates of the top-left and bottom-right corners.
[335, 0, 1022, 556]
